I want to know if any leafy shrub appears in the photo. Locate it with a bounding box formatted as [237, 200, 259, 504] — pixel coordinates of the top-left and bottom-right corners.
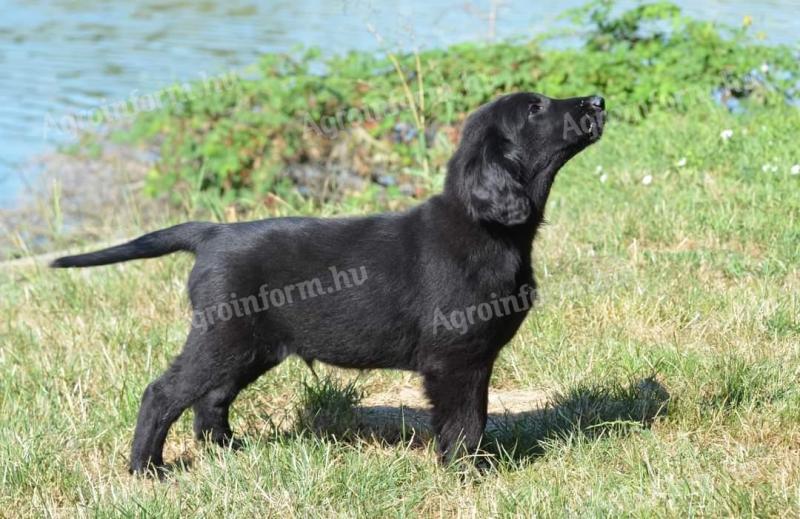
[113, 0, 799, 202]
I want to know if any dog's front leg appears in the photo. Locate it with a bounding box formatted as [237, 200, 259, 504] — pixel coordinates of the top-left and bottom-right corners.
[423, 364, 492, 465]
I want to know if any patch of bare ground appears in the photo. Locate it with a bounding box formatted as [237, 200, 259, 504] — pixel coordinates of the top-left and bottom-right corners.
[0, 143, 174, 259]
[357, 381, 552, 442]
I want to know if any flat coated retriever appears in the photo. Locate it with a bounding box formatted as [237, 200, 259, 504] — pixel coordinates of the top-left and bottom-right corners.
[52, 92, 606, 475]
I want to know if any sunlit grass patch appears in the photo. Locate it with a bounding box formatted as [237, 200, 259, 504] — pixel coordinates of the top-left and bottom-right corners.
[295, 375, 364, 440]
[705, 357, 793, 410]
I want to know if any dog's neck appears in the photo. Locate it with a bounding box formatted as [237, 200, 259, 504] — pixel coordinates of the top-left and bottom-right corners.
[441, 162, 563, 236]
[526, 161, 562, 218]
[438, 189, 544, 255]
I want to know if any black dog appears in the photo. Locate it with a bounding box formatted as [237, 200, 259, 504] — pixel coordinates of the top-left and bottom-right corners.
[52, 92, 605, 474]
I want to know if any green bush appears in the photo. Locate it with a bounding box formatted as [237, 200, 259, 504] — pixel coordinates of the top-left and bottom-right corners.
[114, 0, 799, 202]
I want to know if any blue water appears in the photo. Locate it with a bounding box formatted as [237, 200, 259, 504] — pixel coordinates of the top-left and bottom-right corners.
[0, 0, 797, 207]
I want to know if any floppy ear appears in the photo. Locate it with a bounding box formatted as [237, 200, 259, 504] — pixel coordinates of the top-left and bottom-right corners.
[461, 128, 531, 226]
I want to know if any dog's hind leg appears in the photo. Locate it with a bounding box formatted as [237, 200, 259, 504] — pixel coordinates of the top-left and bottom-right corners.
[128, 340, 210, 475]
[192, 383, 242, 449]
[424, 364, 492, 465]
[192, 358, 278, 449]
[128, 328, 277, 475]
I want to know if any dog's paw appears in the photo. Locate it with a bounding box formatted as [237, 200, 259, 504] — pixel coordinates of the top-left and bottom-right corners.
[128, 459, 167, 479]
[196, 430, 246, 451]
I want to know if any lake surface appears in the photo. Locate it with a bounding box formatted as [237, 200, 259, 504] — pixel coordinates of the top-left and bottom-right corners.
[0, 0, 797, 206]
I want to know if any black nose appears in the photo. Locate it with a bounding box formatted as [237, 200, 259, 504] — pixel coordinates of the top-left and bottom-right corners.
[588, 96, 605, 110]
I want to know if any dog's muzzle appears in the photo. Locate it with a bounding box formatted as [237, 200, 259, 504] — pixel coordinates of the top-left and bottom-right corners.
[583, 96, 606, 141]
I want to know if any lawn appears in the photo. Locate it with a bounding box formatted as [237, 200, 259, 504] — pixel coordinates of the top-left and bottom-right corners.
[2, 100, 799, 516]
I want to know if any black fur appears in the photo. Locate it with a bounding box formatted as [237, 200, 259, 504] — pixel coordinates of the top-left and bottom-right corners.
[52, 92, 606, 474]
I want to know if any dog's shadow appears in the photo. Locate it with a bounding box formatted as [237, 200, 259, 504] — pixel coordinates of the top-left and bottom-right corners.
[158, 377, 669, 477]
[298, 377, 670, 464]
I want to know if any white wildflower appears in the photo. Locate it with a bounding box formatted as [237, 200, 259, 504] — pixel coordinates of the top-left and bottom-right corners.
[600, 174, 608, 183]
[791, 164, 800, 175]
[642, 175, 653, 185]
[720, 129, 734, 141]
[676, 157, 687, 167]
[595, 165, 603, 174]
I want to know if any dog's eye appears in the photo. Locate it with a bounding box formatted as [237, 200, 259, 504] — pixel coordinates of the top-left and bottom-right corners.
[527, 102, 544, 119]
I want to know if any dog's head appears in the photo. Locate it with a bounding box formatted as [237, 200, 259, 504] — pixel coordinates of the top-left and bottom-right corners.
[446, 92, 606, 226]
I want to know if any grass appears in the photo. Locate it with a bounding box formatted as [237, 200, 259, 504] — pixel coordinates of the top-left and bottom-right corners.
[2, 103, 800, 516]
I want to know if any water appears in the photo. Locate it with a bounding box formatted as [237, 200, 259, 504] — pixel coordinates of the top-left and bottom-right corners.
[0, 0, 797, 207]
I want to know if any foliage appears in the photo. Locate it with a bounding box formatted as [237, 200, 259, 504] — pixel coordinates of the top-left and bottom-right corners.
[111, 0, 800, 203]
